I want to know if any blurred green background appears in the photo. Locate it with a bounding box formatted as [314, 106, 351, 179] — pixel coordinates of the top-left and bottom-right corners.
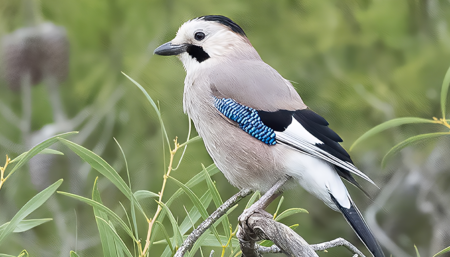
[1, 0, 450, 256]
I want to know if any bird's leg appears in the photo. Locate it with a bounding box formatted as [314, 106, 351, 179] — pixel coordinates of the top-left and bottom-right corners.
[239, 175, 291, 228]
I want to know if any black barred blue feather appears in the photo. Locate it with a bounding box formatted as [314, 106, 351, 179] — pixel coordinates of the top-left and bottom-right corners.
[214, 97, 276, 145]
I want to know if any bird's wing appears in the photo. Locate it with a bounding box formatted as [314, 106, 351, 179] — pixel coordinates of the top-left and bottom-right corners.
[208, 60, 377, 187]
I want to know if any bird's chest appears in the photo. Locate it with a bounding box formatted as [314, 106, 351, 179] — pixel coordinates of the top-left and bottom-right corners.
[182, 77, 285, 191]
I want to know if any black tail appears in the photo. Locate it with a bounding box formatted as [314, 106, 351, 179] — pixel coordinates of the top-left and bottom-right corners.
[331, 194, 385, 257]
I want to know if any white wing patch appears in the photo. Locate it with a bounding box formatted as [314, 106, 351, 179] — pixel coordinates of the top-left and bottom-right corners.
[277, 120, 378, 187]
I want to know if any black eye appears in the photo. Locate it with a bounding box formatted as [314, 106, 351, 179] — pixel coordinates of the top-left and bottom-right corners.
[194, 32, 205, 41]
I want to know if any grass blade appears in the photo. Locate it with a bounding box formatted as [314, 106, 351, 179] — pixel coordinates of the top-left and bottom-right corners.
[350, 117, 436, 151]
[70, 251, 79, 257]
[156, 201, 184, 249]
[134, 190, 159, 201]
[382, 132, 449, 167]
[168, 176, 222, 244]
[10, 149, 64, 164]
[441, 65, 450, 119]
[274, 208, 308, 222]
[57, 191, 137, 242]
[6, 132, 77, 180]
[155, 221, 174, 253]
[17, 251, 28, 257]
[201, 164, 230, 238]
[57, 138, 146, 219]
[122, 72, 170, 149]
[434, 246, 450, 257]
[0, 218, 52, 233]
[0, 254, 15, 257]
[96, 217, 133, 257]
[245, 191, 260, 209]
[179, 190, 212, 234]
[0, 179, 62, 246]
[415, 245, 421, 257]
[92, 177, 116, 257]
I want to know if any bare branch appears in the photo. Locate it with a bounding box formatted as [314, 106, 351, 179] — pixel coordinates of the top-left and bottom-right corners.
[311, 238, 366, 257]
[174, 188, 252, 257]
[238, 212, 318, 257]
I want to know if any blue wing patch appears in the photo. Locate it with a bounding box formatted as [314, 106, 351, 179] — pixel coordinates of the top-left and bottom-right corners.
[214, 97, 276, 145]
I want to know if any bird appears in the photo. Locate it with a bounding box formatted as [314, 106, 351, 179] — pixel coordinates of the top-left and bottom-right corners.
[154, 15, 385, 257]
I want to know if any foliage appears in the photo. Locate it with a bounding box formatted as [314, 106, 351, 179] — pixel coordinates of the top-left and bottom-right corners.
[1, 0, 450, 256]
[352, 65, 450, 167]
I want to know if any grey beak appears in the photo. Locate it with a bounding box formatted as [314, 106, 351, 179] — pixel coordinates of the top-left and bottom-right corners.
[154, 42, 187, 56]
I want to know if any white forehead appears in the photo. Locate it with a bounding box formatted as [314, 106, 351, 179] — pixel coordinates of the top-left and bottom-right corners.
[172, 19, 230, 43]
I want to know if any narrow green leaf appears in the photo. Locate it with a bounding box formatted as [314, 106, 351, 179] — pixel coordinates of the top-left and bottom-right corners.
[156, 201, 183, 249]
[109, 221, 125, 257]
[382, 132, 449, 167]
[70, 251, 79, 257]
[274, 208, 309, 222]
[350, 117, 436, 151]
[122, 72, 170, 148]
[201, 164, 230, 238]
[17, 250, 28, 257]
[57, 191, 137, 242]
[151, 164, 220, 246]
[155, 221, 174, 253]
[168, 176, 222, 244]
[6, 132, 77, 180]
[134, 190, 159, 201]
[113, 138, 139, 241]
[10, 149, 64, 164]
[0, 218, 52, 233]
[0, 179, 62, 247]
[441, 65, 450, 119]
[188, 231, 212, 257]
[273, 196, 284, 219]
[193, 234, 239, 248]
[92, 178, 116, 257]
[415, 245, 421, 257]
[0, 254, 15, 257]
[433, 246, 450, 257]
[179, 190, 212, 234]
[57, 138, 146, 219]
[96, 217, 133, 257]
[245, 191, 260, 209]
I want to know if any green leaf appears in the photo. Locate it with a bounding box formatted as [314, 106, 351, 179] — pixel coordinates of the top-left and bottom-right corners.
[17, 250, 28, 257]
[0, 179, 62, 247]
[415, 245, 421, 257]
[6, 132, 77, 180]
[274, 208, 309, 222]
[134, 190, 159, 201]
[156, 201, 184, 249]
[155, 221, 174, 253]
[70, 251, 79, 257]
[92, 178, 116, 257]
[96, 217, 133, 257]
[273, 196, 284, 219]
[350, 117, 436, 151]
[57, 191, 137, 242]
[168, 176, 222, 244]
[57, 138, 146, 219]
[382, 132, 449, 167]
[113, 138, 139, 241]
[179, 190, 212, 235]
[151, 164, 220, 246]
[0, 254, 15, 257]
[201, 164, 230, 238]
[122, 72, 170, 148]
[10, 149, 64, 164]
[433, 246, 450, 257]
[245, 191, 260, 209]
[441, 65, 450, 119]
[0, 219, 52, 233]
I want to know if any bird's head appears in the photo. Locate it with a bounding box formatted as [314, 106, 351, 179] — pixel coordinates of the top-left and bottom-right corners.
[154, 15, 259, 71]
